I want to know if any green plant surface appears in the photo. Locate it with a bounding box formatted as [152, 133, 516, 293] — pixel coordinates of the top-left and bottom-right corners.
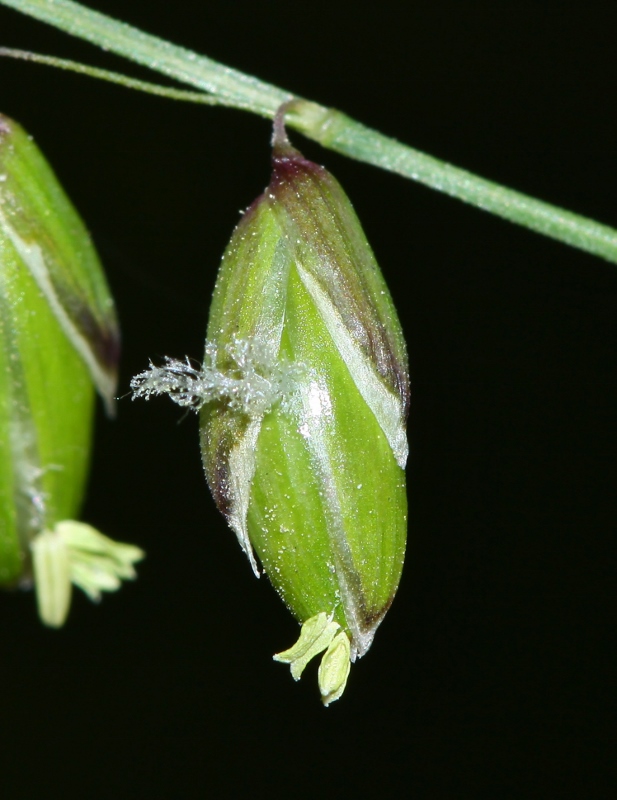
[1, 0, 617, 265]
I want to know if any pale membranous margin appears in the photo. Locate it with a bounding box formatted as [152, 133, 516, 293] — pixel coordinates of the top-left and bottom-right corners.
[0, 209, 115, 411]
[131, 337, 304, 576]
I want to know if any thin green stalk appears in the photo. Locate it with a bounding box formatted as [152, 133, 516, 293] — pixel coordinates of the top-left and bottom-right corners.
[0, 48, 250, 108]
[2, 0, 617, 265]
[0, 0, 292, 114]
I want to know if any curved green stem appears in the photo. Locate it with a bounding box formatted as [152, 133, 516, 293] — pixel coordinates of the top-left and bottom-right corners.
[2, 0, 617, 265]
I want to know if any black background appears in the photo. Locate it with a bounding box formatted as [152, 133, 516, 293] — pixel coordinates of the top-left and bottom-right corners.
[1, 2, 616, 797]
